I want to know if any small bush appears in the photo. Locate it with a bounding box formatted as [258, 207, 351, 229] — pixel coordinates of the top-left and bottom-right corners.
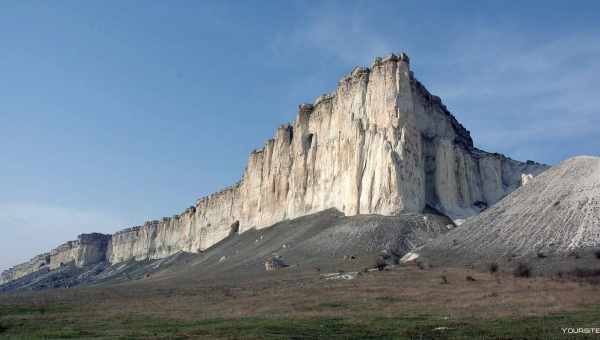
[594, 249, 600, 259]
[375, 256, 387, 271]
[558, 268, 600, 284]
[536, 251, 547, 259]
[389, 248, 402, 264]
[440, 275, 448, 284]
[416, 261, 427, 270]
[488, 262, 499, 274]
[513, 263, 532, 278]
[466, 276, 476, 282]
[572, 267, 600, 278]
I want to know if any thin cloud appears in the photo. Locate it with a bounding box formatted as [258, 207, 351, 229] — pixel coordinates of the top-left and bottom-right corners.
[424, 32, 600, 162]
[277, 16, 600, 164]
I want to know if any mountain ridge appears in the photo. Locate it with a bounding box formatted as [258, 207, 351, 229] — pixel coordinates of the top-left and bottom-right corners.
[1, 53, 547, 285]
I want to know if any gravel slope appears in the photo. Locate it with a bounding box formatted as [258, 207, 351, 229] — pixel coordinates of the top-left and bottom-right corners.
[1, 209, 453, 292]
[419, 156, 600, 268]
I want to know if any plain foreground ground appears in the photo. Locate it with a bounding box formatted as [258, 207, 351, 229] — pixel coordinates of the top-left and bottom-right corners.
[2, 262, 600, 339]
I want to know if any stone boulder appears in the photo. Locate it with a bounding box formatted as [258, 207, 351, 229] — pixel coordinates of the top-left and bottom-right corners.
[265, 255, 288, 271]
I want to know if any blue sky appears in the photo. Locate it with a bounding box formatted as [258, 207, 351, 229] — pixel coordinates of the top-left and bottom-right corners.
[1, 1, 599, 271]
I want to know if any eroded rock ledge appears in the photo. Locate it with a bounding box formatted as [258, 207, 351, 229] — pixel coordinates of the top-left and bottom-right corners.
[1, 233, 110, 284]
[1, 53, 547, 285]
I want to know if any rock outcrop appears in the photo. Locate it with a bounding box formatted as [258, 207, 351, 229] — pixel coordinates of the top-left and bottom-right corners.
[265, 255, 288, 271]
[1, 233, 110, 284]
[0, 209, 454, 291]
[1, 53, 547, 285]
[419, 156, 600, 264]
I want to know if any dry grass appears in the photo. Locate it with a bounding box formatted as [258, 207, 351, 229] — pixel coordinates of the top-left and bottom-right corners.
[3, 265, 600, 319]
[2, 265, 600, 338]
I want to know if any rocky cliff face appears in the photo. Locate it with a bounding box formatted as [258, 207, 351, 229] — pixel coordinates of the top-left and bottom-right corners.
[1, 53, 547, 285]
[418, 156, 600, 265]
[0, 233, 110, 284]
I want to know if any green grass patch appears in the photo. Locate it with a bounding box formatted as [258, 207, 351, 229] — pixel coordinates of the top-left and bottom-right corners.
[2, 303, 600, 339]
[0, 304, 70, 316]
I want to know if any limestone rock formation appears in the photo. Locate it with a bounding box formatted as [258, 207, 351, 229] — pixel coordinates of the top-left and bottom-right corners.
[419, 156, 600, 263]
[1, 53, 547, 285]
[0, 233, 110, 284]
[0, 209, 454, 291]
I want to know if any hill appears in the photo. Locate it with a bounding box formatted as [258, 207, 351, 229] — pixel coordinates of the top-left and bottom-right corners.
[1, 53, 546, 286]
[1, 209, 453, 292]
[418, 156, 600, 272]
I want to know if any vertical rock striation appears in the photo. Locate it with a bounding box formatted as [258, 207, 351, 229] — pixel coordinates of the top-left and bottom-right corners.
[1, 53, 547, 284]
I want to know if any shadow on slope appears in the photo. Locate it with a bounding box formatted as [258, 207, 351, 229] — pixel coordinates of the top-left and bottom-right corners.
[418, 156, 600, 276]
[1, 209, 453, 292]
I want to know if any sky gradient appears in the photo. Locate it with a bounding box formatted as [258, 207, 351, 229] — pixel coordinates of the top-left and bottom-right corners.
[1, 1, 599, 271]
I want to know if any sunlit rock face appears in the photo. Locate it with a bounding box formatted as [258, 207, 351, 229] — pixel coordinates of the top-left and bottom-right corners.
[105, 53, 546, 263]
[1, 53, 547, 283]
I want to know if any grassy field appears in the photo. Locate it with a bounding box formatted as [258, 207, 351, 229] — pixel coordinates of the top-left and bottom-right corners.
[2, 303, 600, 339]
[2, 265, 600, 339]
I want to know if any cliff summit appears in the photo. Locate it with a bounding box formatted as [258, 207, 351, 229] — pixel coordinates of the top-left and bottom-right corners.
[1, 53, 547, 285]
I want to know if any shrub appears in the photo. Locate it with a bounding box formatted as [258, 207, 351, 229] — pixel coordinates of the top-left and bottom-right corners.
[375, 256, 387, 271]
[488, 262, 499, 274]
[558, 268, 600, 284]
[440, 275, 448, 284]
[466, 276, 476, 282]
[389, 248, 402, 265]
[513, 263, 531, 278]
[536, 251, 547, 259]
[594, 249, 600, 259]
[572, 267, 600, 278]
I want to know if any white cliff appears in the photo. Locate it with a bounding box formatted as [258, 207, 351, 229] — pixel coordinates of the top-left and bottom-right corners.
[420, 156, 600, 260]
[1, 53, 547, 285]
[0, 233, 110, 284]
